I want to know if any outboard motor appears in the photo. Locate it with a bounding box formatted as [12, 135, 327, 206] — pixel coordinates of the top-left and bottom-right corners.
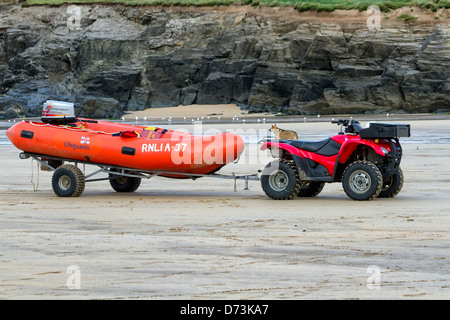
[41, 100, 77, 125]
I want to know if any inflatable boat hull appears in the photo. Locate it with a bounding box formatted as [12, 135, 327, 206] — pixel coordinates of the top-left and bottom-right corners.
[6, 120, 245, 177]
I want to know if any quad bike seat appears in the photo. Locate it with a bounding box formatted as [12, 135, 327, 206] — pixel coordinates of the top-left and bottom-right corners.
[283, 138, 332, 152]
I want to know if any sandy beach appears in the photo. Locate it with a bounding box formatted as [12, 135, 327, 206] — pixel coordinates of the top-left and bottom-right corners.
[0, 106, 449, 300]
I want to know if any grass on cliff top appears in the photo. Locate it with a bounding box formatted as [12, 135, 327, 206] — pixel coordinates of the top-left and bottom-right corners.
[23, 0, 450, 12]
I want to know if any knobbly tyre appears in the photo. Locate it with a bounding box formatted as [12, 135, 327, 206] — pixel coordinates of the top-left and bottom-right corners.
[260, 119, 410, 201]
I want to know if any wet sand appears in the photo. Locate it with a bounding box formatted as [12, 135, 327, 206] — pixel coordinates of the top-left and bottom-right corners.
[0, 112, 449, 299]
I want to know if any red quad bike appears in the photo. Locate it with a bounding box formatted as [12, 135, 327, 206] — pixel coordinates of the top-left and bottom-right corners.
[260, 120, 411, 201]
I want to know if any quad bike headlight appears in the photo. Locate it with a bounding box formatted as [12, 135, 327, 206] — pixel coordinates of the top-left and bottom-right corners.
[381, 147, 390, 155]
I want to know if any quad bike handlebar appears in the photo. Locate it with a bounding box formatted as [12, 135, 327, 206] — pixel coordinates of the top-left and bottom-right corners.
[332, 119, 362, 134]
[331, 119, 354, 125]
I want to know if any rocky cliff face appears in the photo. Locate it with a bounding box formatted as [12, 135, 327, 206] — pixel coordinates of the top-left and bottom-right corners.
[0, 4, 449, 119]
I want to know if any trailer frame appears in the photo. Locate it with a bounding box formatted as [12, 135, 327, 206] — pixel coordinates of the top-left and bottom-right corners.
[20, 152, 261, 197]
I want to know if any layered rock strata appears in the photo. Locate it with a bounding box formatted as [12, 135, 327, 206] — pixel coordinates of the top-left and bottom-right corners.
[0, 4, 449, 118]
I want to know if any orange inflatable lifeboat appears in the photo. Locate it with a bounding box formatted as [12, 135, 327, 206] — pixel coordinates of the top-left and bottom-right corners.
[6, 101, 245, 197]
[7, 119, 244, 174]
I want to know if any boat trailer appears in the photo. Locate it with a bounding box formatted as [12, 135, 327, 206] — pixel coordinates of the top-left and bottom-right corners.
[20, 152, 261, 197]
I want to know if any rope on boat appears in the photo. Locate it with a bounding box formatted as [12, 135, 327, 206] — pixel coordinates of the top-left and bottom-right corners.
[30, 158, 39, 192]
[27, 121, 116, 135]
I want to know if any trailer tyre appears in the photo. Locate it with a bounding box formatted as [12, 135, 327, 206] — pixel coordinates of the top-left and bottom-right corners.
[52, 164, 85, 197]
[342, 161, 382, 201]
[261, 160, 300, 200]
[109, 169, 141, 193]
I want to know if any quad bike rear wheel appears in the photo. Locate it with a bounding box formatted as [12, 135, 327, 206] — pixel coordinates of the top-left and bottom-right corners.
[297, 181, 325, 197]
[261, 159, 301, 200]
[378, 168, 404, 198]
[342, 161, 382, 201]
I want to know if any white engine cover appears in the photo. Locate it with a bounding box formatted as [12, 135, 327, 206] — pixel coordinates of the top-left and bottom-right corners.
[41, 100, 76, 124]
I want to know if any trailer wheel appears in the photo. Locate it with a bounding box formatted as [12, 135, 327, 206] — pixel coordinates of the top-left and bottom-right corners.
[261, 160, 300, 200]
[342, 161, 382, 201]
[378, 168, 404, 198]
[109, 169, 141, 193]
[52, 164, 85, 197]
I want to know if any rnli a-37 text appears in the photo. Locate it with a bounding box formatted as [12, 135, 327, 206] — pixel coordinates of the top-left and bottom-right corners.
[142, 143, 187, 152]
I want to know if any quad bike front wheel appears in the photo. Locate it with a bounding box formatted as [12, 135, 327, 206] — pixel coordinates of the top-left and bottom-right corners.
[342, 161, 382, 201]
[261, 160, 301, 200]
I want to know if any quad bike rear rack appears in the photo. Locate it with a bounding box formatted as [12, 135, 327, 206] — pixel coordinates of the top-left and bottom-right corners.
[20, 152, 261, 196]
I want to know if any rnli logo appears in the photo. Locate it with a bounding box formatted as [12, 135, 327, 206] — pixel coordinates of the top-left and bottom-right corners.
[80, 136, 90, 144]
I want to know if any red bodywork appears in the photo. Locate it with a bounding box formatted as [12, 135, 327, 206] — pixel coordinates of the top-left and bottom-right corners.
[260, 134, 392, 178]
